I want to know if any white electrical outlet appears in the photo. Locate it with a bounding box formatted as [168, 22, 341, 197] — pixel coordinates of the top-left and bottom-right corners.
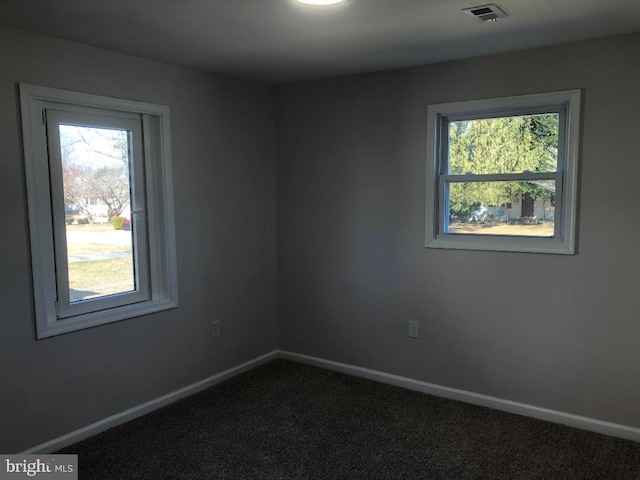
[211, 320, 220, 338]
[408, 320, 419, 339]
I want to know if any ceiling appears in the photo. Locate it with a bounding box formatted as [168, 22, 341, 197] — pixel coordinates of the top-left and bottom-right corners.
[2, 0, 639, 84]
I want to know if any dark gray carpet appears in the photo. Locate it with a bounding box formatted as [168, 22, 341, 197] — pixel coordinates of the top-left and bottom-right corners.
[59, 360, 640, 479]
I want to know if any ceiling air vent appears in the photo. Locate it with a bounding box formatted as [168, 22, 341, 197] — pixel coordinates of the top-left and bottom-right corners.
[462, 4, 507, 22]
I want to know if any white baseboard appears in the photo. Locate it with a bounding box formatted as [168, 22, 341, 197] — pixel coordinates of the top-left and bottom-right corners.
[22, 348, 640, 453]
[22, 350, 279, 454]
[278, 350, 640, 443]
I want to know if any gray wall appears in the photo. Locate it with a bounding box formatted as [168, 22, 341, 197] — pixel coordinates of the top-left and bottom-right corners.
[3, 25, 640, 453]
[276, 33, 640, 428]
[0, 28, 277, 453]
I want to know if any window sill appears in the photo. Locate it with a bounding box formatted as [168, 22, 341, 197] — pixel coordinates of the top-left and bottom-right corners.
[426, 234, 574, 255]
[37, 299, 179, 339]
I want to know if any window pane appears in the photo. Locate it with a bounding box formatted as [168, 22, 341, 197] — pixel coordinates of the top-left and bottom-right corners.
[447, 180, 555, 237]
[59, 125, 135, 302]
[448, 113, 559, 175]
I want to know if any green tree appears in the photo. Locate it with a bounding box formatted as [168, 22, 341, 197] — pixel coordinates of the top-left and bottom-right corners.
[60, 127, 131, 222]
[448, 114, 558, 218]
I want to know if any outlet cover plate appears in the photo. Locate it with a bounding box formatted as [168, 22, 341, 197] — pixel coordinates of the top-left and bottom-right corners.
[211, 321, 220, 338]
[408, 320, 419, 339]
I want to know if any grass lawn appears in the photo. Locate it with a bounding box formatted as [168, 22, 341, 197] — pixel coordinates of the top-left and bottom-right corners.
[65, 223, 132, 256]
[66, 242, 132, 256]
[68, 257, 135, 300]
[448, 222, 554, 236]
[66, 223, 115, 233]
[63, 223, 135, 301]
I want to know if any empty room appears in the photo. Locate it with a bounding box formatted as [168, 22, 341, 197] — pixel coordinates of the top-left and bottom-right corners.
[1, 0, 640, 478]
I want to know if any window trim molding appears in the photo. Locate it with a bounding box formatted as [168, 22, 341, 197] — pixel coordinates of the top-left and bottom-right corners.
[425, 90, 581, 255]
[20, 84, 179, 339]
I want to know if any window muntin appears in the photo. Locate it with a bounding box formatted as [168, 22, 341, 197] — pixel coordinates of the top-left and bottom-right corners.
[425, 91, 580, 254]
[21, 84, 178, 338]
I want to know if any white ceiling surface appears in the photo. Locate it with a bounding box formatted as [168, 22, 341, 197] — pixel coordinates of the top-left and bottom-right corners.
[2, 0, 639, 84]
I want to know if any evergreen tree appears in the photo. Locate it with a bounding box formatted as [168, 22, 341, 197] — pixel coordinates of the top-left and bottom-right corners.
[447, 113, 558, 218]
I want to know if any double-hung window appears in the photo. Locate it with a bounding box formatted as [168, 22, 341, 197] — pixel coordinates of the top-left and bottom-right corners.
[20, 85, 178, 339]
[425, 90, 581, 254]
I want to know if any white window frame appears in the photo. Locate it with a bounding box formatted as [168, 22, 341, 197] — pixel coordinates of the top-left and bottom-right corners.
[20, 84, 179, 339]
[425, 90, 581, 254]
